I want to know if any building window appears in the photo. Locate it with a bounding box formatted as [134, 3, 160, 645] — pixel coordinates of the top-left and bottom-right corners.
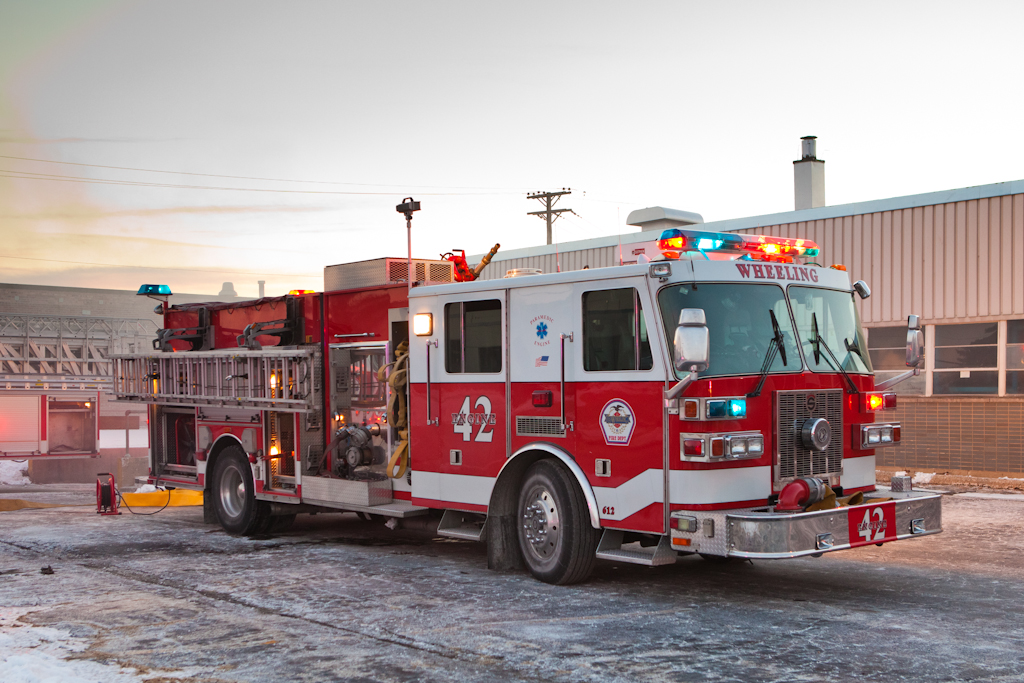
[1007, 319, 1024, 395]
[867, 326, 924, 395]
[444, 300, 502, 374]
[867, 326, 910, 371]
[932, 322, 998, 395]
[582, 288, 653, 372]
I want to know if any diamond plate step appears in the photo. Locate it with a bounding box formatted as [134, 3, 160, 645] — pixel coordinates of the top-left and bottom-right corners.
[595, 529, 677, 566]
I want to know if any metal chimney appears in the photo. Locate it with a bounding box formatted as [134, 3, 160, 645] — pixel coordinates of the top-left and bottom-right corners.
[793, 135, 825, 210]
[258, 280, 265, 298]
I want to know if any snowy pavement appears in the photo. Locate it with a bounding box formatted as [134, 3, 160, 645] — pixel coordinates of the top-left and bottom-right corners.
[2, 492, 1024, 682]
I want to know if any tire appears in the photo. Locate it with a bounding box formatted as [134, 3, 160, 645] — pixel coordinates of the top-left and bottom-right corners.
[211, 446, 270, 535]
[516, 460, 600, 585]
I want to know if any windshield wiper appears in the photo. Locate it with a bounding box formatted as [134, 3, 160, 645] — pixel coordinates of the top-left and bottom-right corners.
[844, 336, 866, 361]
[747, 309, 788, 398]
[811, 313, 859, 394]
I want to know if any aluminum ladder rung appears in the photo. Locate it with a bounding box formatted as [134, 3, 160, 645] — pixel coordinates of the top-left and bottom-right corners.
[111, 349, 317, 412]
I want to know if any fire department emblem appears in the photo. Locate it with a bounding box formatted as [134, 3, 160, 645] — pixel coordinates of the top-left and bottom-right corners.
[600, 399, 635, 446]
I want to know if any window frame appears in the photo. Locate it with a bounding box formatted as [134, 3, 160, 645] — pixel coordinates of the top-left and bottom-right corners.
[930, 321, 999, 396]
[866, 318, 1024, 397]
[580, 287, 653, 373]
[443, 298, 503, 375]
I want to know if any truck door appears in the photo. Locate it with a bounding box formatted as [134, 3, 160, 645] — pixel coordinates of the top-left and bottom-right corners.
[571, 279, 667, 534]
[508, 282, 578, 457]
[409, 291, 507, 511]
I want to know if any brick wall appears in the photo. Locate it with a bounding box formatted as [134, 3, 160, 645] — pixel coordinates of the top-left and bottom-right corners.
[879, 397, 1024, 474]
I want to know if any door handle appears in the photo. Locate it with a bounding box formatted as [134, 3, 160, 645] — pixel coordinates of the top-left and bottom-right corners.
[560, 333, 574, 432]
[426, 339, 438, 426]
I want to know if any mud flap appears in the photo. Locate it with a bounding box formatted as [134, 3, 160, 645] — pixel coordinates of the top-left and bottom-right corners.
[203, 489, 217, 524]
[486, 513, 524, 572]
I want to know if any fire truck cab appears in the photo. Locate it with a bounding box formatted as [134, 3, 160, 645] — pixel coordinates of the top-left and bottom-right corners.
[115, 232, 941, 585]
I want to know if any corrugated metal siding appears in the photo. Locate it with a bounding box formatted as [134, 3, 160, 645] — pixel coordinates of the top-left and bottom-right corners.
[479, 246, 619, 280]
[477, 192, 1023, 326]
[733, 193, 1024, 324]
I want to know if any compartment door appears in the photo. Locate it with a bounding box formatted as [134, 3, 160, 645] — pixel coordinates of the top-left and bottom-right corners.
[0, 396, 40, 455]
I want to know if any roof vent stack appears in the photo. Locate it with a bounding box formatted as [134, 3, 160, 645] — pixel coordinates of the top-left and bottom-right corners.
[794, 135, 825, 210]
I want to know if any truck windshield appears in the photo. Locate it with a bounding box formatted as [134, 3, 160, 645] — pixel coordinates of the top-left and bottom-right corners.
[658, 283, 800, 378]
[788, 286, 872, 374]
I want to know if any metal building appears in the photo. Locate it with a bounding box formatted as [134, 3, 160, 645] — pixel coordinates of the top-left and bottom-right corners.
[0, 282, 240, 483]
[476, 178, 1024, 477]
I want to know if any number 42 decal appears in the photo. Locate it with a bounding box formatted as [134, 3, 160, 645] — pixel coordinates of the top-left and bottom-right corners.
[452, 396, 496, 442]
[857, 506, 888, 542]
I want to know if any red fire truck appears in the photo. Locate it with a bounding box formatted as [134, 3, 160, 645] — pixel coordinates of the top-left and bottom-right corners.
[113, 229, 941, 585]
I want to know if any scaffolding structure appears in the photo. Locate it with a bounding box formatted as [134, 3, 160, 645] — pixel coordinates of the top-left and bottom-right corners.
[0, 314, 156, 390]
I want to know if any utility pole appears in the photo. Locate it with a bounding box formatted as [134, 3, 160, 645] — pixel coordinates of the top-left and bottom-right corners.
[527, 189, 572, 245]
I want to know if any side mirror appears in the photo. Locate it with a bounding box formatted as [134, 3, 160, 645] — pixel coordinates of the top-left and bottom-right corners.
[853, 280, 871, 299]
[674, 309, 710, 374]
[906, 314, 924, 368]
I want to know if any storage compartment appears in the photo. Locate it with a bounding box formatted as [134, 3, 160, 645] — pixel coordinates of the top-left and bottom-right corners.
[47, 400, 97, 454]
[152, 407, 198, 478]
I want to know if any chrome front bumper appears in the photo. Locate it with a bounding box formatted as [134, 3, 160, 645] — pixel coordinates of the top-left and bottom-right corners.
[669, 489, 942, 559]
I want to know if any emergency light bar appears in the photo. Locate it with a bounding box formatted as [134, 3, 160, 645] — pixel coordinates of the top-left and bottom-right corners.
[137, 284, 172, 296]
[657, 229, 820, 264]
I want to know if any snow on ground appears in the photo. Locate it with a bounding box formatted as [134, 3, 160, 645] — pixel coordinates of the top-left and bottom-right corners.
[912, 472, 936, 484]
[0, 607, 147, 683]
[0, 460, 30, 486]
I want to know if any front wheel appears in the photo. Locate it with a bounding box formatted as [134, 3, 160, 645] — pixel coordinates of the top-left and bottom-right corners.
[517, 460, 600, 585]
[211, 446, 270, 535]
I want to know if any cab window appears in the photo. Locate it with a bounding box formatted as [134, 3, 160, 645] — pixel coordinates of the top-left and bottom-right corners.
[445, 300, 502, 373]
[582, 288, 653, 371]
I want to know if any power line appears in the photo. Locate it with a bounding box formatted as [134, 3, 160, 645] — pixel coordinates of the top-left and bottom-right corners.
[0, 154, 532, 192]
[0, 253, 320, 278]
[0, 169, 522, 196]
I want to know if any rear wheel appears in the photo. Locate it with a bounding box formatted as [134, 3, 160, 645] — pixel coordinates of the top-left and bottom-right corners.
[211, 446, 270, 535]
[517, 460, 600, 585]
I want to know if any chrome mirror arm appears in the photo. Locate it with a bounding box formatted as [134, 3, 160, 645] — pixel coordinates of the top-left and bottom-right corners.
[874, 367, 920, 391]
[665, 370, 699, 400]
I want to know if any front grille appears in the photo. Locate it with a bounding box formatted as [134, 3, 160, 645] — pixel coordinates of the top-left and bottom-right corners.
[776, 390, 843, 484]
[516, 416, 565, 438]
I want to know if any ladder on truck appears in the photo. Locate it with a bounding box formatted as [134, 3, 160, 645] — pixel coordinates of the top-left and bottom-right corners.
[112, 348, 317, 412]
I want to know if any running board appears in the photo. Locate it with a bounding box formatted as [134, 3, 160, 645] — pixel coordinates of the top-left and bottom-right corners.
[437, 509, 487, 542]
[595, 529, 677, 566]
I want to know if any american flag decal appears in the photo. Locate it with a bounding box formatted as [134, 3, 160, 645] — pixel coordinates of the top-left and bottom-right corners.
[535, 356, 549, 367]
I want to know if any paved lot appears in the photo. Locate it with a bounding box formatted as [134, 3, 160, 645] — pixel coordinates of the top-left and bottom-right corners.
[2, 487, 1024, 682]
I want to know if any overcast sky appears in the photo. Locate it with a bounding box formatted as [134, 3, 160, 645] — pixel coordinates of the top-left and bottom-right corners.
[2, 1, 1022, 297]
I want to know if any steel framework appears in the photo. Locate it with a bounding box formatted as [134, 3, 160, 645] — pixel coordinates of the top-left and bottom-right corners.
[0, 313, 156, 389]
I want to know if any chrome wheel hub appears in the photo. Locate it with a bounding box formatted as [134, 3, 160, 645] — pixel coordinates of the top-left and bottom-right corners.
[219, 465, 245, 519]
[521, 488, 559, 559]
